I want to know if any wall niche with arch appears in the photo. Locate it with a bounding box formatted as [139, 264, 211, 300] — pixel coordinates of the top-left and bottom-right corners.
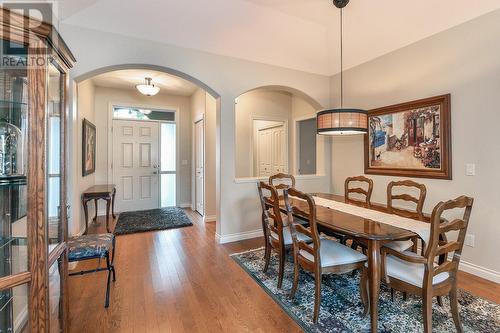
[234, 86, 326, 179]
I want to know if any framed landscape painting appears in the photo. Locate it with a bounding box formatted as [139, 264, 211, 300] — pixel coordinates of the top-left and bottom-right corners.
[364, 94, 451, 179]
[82, 119, 96, 176]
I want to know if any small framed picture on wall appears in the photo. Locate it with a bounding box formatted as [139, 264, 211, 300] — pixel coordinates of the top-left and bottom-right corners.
[82, 118, 96, 176]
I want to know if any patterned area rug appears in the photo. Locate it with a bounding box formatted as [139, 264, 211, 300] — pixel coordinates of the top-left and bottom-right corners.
[114, 207, 193, 235]
[231, 248, 500, 333]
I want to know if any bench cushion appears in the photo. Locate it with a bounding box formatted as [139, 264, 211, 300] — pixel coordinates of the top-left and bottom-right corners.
[68, 233, 114, 261]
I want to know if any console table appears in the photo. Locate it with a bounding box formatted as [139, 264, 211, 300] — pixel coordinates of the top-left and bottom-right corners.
[82, 184, 116, 234]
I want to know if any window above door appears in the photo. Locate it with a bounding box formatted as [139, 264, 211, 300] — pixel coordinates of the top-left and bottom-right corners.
[113, 107, 175, 121]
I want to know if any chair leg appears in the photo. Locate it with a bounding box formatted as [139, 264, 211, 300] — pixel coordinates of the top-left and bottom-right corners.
[111, 265, 117, 282]
[105, 254, 112, 308]
[290, 255, 299, 299]
[403, 291, 407, 301]
[437, 296, 443, 307]
[390, 288, 394, 302]
[277, 248, 286, 289]
[422, 292, 433, 333]
[449, 284, 463, 333]
[263, 243, 271, 273]
[313, 269, 322, 323]
[359, 267, 369, 317]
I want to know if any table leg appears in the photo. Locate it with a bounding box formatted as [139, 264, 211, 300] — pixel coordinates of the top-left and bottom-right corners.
[111, 188, 116, 218]
[368, 239, 381, 333]
[82, 198, 89, 235]
[105, 197, 111, 233]
[93, 198, 99, 223]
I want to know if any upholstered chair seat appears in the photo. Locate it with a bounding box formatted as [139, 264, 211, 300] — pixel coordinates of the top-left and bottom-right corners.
[299, 238, 367, 267]
[385, 252, 450, 288]
[383, 239, 414, 253]
[68, 233, 115, 261]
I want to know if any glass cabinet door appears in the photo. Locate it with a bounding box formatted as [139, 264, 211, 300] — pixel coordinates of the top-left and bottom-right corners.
[0, 37, 30, 333]
[46, 59, 67, 333]
[48, 259, 63, 333]
[47, 61, 63, 253]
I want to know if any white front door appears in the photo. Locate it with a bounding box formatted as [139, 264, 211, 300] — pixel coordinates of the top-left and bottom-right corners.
[194, 119, 204, 215]
[258, 124, 286, 177]
[112, 120, 160, 212]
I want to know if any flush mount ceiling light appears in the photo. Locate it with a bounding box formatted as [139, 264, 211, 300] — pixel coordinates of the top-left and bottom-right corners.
[136, 77, 160, 96]
[317, 0, 368, 136]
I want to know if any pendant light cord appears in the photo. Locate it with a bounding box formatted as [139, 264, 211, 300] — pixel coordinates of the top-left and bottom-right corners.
[340, 8, 344, 108]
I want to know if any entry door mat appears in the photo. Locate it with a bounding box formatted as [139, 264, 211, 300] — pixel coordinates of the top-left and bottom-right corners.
[114, 207, 193, 235]
[231, 248, 500, 333]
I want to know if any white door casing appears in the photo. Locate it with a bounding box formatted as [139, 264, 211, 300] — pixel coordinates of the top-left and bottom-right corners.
[257, 124, 286, 177]
[195, 119, 204, 215]
[112, 120, 160, 212]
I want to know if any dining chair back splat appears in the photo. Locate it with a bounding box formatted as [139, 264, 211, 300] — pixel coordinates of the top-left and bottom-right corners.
[257, 181, 297, 288]
[381, 196, 474, 333]
[344, 176, 373, 207]
[387, 180, 427, 220]
[269, 173, 296, 197]
[385, 180, 427, 254]
[284, 188, 368, 323]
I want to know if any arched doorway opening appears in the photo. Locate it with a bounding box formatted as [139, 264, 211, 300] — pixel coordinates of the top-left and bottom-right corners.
[69, 64, 221, 236]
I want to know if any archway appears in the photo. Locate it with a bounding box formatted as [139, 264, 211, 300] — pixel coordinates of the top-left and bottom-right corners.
[234, 85, 324, 179]
[69, 64, 222, 236]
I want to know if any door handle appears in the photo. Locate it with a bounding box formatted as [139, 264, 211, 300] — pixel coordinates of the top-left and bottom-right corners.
[153, 171, 158, 175]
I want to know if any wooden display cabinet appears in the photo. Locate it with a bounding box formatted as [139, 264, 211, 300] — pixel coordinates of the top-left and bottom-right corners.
[0, 7, 75, 332]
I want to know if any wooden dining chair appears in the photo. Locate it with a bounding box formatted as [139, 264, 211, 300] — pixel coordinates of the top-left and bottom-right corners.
[381, 196, 474, 333]
[284, 188, 368, 323]
[257, 182, 310, 288]
[384, 180, 427, 253]
[344, 176, 373, 207]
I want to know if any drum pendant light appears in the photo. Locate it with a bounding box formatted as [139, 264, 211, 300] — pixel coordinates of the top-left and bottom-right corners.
[317, 0, 367, 135]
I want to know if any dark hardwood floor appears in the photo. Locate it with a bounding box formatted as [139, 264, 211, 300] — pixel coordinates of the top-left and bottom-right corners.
[68, 209, 499, 332]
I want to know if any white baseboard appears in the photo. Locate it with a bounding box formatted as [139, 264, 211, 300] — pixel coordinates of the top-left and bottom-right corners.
[216, 229, 263, 244]
[204, 215, 216, 222]
[179, 203, 192, 208]
[459, 259, 500, 283]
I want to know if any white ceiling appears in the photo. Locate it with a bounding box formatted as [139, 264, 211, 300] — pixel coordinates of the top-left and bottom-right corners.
[60, 0, 500, 75]
[90, 69, 199, 96]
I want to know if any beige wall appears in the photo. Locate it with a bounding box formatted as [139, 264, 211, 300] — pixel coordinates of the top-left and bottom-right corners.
[330, 9, 500, 280]
[205, 94, 217, 220]
[72, 80, 95, 235]
[190, 88, 217, 220]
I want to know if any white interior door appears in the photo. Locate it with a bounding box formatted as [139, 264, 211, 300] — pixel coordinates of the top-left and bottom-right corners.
[195, 119, 204, 215]
[258, 124, 285, 177]
[258, 130, 272, 176]
[112, 120, 160, 212]
[272, 126, 286, 174]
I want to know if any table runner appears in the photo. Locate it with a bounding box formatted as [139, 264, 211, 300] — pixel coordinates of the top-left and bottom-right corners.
[312, 196, 431, 244]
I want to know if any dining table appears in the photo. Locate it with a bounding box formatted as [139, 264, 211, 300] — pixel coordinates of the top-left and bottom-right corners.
[280, 192, 428, 333]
